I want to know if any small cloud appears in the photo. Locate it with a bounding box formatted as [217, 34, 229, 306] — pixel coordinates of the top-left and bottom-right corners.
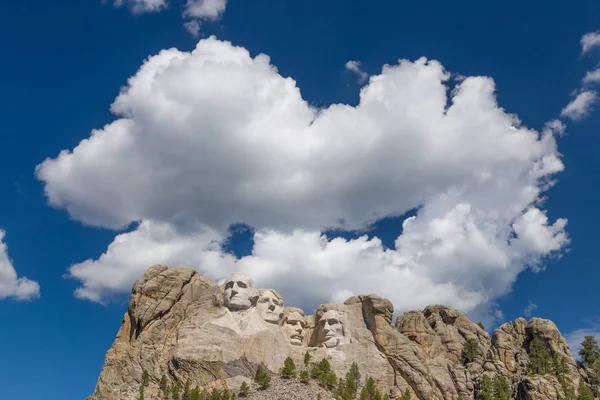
[543, 119, 566, 137]
[583, 68, 600, 84]
[0, 229, 40, 301]
[183, 20, 201, 37]
[581, 32, 600, 55]
[184, 0, 227, 19]
[560, 90, 598, 121]
[112, 0, 168, 14]
[524, 300, 537, 317]
[345, 60, 368, 84]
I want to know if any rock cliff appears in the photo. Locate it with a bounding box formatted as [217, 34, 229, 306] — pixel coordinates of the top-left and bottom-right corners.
[88, 266, 590, 400]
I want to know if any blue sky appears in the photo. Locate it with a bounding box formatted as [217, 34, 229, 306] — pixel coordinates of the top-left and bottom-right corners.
[1, 1, 600, 399]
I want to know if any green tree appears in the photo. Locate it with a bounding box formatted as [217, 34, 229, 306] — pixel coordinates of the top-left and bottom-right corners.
[160, 376, 169, 398]
[304, 351, 312, 366]
[359, 387, 369, 400]
[139, 370, 150, 400]
[457, 392, 464, 400]
[461, 338, 481, 365]
[577, 379, 594, 400]
[239, 382, 249, 397]
[281, 356, 297, 379]
[172, 381, 182, 400]
[190, 387, 201, 400]
[255, 364, 271, 390]
[478, 375, 494, 400]
[182, 381, 191, 400]
[477, 322, 485, 330]
[300, 369, 310, 383]
[209, 388, 221, 400]
[343, 362, 361, 400]
[493, 376, 511, 400]
[579, 336, 600, 367]
[399, 388, 411, 400]
[528, 336, 553, 375]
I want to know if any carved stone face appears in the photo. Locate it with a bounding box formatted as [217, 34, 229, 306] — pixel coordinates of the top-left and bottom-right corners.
[317, 310, 344, 348]
[257, 289, 283, 324]
[283, 309, 306, 345]
[223, 272, 256, 311]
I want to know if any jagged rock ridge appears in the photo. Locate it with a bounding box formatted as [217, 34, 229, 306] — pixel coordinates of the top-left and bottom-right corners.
[89, 265, 589, 400]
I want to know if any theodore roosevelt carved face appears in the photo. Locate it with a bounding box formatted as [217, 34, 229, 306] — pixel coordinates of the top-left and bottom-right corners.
[223, 272, 258, 311]
[257, 289, 284, 324]
[283, 307, 306, 345]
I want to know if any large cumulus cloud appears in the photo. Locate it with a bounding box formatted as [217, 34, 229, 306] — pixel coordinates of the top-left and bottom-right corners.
[37, 37, 568, 319]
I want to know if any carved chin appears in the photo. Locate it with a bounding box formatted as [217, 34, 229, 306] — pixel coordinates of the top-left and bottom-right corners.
[289, 336, 303, 345]
[321, 337, 339, 348]
[227, 299, 251, 310]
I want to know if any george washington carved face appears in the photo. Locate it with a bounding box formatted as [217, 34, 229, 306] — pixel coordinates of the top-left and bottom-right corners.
[223, 272, 258, 311]
[257, 289, 284, 324]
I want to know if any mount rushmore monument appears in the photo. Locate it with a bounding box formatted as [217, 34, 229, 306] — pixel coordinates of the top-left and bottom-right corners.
[89, 266, 590, 400]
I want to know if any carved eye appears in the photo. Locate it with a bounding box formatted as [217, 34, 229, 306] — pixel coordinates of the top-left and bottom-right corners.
[328, 319, 338, 325]
[225, 282, 233, 289]
[237, 281, 247, 288]
[259, 298, 268, 303]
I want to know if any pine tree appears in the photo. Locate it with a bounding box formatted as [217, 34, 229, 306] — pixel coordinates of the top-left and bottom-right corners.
[461, 339, 480, 364]
[172, 381, 182, 400]
[182, 381, 191, 400]
[359, 387, 369, 400]
[209, 388, 220, 400]
[374, 389, 382, 400]
[577, 379, 594, 400]
[528, 336, 553, 375]
[343, 362, 361, 400]
[304, 351, 311, 366]
[239, 381, 249, 397]
[190, 387, 201, 400]
[579, 336, 600, 367]
[478, 375, 494, 400]
[300, 369, 310, 383]
[255, 364, 271, 390]
[337, 378, 345, 399]
[281, 356, 297, 378]
[457, 392, 464, 400]
[493, 376, 511, 400]
[139, 384, 145, 400]
[399, 388, 411, 400]
[477, 322, 485, 330]
[160, 376, 169, 397]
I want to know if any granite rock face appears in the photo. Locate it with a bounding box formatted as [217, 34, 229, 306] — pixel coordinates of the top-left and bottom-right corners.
[89, 266, 589, 400]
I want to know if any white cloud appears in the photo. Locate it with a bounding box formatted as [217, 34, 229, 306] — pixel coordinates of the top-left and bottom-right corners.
[345, 60, 368, 83]
[184, 0, 227, 19]
[38, 38, 568, 320]
[581, 32, 600, 55]
[565, 324, 600, 360]
[0, 230, 40, 301]
[524, 300, 537, 317]
[183, 20, 201, 37]
[583, 68, 600, 84]
[560, 90, 597, 121]
[112, 0, 168, 14]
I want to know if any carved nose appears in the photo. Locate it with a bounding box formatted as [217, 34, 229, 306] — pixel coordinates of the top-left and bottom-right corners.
[231, 290, 238, 297]
[269, 304, 275, 311]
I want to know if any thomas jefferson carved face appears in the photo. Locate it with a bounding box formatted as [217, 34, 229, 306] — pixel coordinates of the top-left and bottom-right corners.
[257, 289, 284, 324]
[283, 308, 306, 345]
[223, 272, 257, 311]
[316, 310, 345, 348]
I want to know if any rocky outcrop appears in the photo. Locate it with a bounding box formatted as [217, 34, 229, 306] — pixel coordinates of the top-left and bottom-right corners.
[89, 266, 590, 400]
